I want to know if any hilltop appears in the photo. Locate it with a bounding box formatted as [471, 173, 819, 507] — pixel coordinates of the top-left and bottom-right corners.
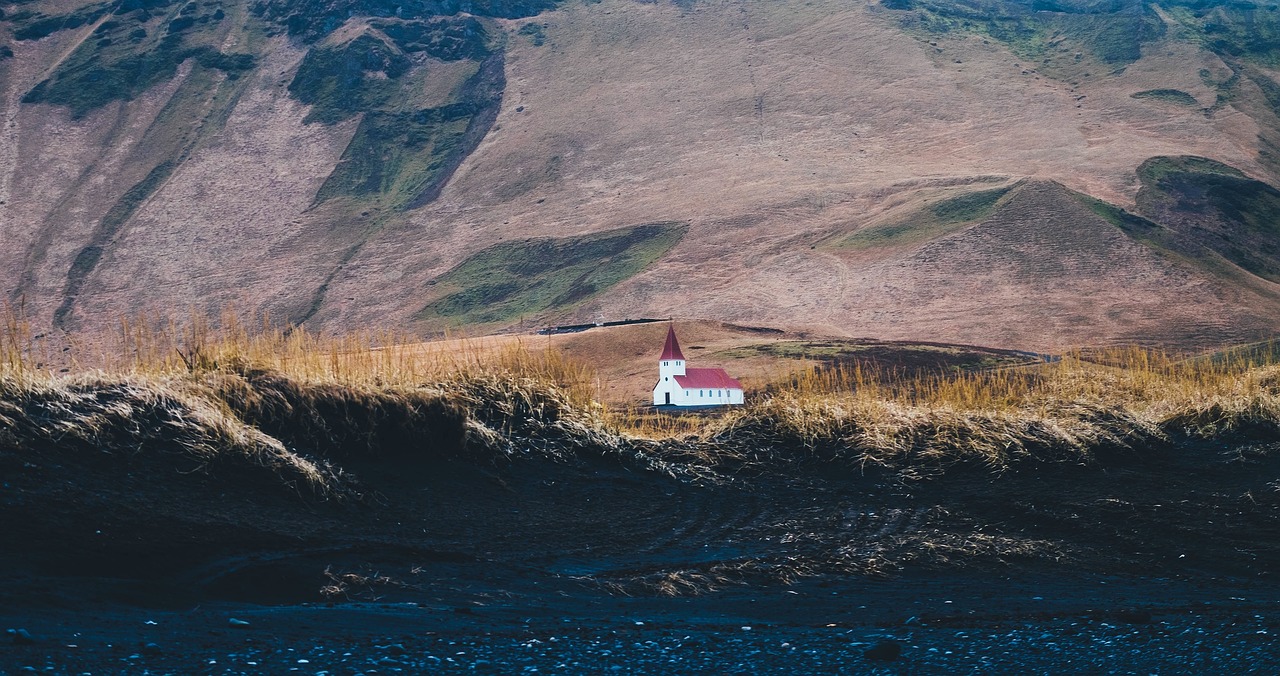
[3, 0, 1280, 350]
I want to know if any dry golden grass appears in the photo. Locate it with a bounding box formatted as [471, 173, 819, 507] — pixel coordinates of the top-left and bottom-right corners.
[1, 306, 610, 498]
[699, 345, 1280, 470]
[4, 307, 1280, 477]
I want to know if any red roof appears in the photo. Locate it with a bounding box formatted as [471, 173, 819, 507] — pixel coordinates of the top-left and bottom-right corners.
[659, 324, 685, 361]
[675, 368, 743, 391]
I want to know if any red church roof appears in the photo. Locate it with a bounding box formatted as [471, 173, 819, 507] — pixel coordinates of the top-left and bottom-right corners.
[659, 324, 685, 361]
[675, 368, 743, 391]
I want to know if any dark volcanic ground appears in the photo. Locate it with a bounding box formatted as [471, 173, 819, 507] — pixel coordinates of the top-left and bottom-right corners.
[3, 435, 1280, 673]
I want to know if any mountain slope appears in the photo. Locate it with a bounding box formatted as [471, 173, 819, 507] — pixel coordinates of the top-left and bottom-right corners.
[3, 0, 1280, 351]
[824, 179, 1280, 348]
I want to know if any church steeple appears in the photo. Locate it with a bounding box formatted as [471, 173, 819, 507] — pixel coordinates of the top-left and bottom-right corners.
[659, 324, 685, 361]
[658, 324, 686, 378]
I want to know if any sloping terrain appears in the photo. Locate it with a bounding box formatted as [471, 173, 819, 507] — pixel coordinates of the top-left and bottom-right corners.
[2, 0, 1280, 350]
[819, 177, 1280, 348]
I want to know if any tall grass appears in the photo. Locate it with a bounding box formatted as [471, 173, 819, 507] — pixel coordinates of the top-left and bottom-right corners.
[4, 306, 1280, 473]
[74, 308, 599, 405]
[1, 302, 28, 375]
[0, 308, 617, 497]
[701, 345, 1280, 468]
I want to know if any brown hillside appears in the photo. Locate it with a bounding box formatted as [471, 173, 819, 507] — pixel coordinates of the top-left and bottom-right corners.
[1, 0, 1278, 350]
[823, 180, 1280, 350]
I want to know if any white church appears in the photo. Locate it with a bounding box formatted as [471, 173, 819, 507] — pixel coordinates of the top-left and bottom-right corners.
[652, 324, 745, 407]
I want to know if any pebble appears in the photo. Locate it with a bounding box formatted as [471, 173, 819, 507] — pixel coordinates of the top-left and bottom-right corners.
[7, 628, 35, 645]
[7, 609, 1280, 673]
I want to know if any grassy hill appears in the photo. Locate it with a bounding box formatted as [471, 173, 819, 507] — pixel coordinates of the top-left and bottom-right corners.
[2, 0, 1280, 350]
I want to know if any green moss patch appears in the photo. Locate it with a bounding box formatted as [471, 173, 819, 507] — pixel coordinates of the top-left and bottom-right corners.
[1162, 0, 1280, 68]
[1134, 155, 1280, 284]
[1131, 89, 1200, 106]
[416, 223, 687, 327]
[313, 106, 471, 207]
[288, 34, 412, 124]
[1137, 155, 1248, 184]
[881, 0, 1164, 81]
[834, 185, 1015, 252]
[879, 0, 1280, 78]
[251, 0, 561, 42]
[287, 17, 491, 124]
[18, 1, 253, 119]
[10, 2, 116, 42]
[288, 16, 503, 210]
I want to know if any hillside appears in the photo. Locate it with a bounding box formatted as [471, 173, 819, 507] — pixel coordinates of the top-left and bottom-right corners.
[3, 0, 1280, 350]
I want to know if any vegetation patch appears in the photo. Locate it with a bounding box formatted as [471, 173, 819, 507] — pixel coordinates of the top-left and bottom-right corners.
[307, 49, 505, 211]
[929, 185, 1013, 221]
[1072, 190, 1170, 243]
[416, 222, 687, 327]
[251, 0, 561, 42]
[312, 107, 471, 207]
[287, 15, 504, 211]
[1137, 155, 1248, 183]
[1134, 155, 1280, 284]
[9, 2, 116, 42]
[880, 0, 1164, 80]
[834, 185, 1014, 252]
[18, 1, 254, 119]
[1131, 89, 1200, 106]
[880, 0, 1280, 83]
[370, 17, 491, 60]
[518, 22, 547, 46]
[288, 34, 413, 124]
[1162, 0, 1280, 68]
[288, 18, 489, 124]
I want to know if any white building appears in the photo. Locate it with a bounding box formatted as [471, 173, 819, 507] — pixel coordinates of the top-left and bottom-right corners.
[652, 325, 745, 407]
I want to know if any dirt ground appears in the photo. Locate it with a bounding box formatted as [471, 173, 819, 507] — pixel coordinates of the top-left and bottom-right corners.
[3, 423, 1279, 672]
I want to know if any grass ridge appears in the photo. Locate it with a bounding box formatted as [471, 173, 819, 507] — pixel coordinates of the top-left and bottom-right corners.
[6, 308, 1280, 488]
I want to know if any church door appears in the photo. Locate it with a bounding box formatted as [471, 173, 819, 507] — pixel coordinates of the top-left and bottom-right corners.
[665, 392, 671, 405]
